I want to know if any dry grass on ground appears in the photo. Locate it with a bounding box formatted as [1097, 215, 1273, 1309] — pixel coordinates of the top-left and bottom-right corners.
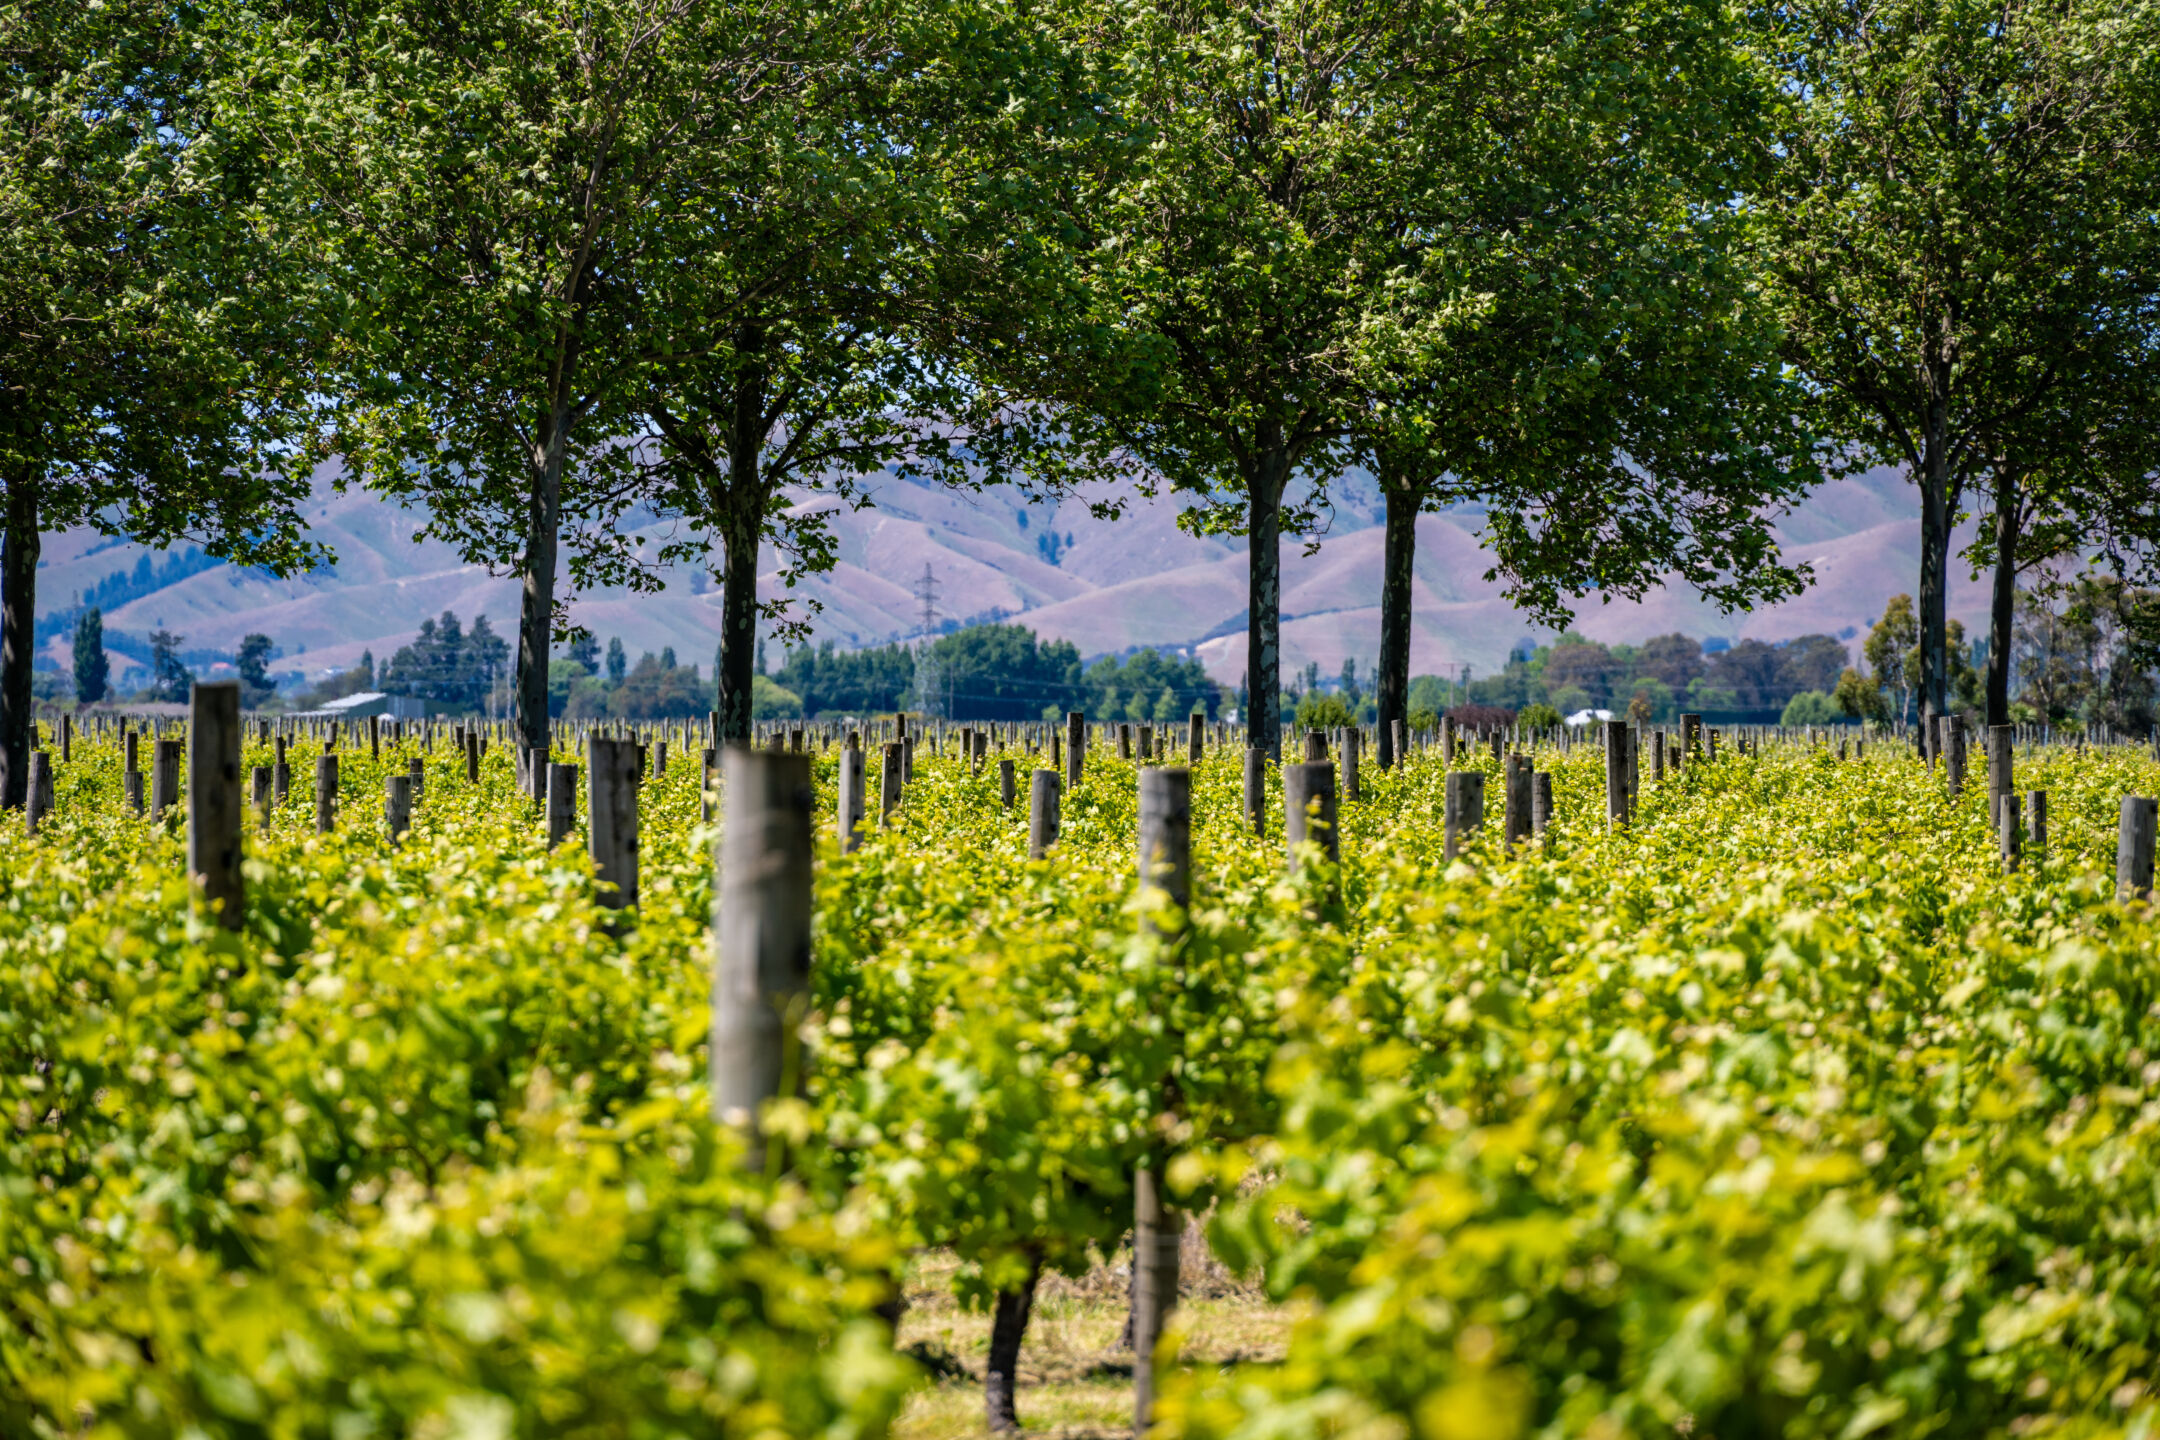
[890, 1231, 1298, 1440]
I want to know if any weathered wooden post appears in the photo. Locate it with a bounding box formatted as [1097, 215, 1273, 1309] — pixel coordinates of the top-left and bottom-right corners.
[710, 747, 815, 1165]
[880, 741, 904, 826]
[1504, 754, 1532, 849]
[546, 762, 577, 848]
[250, 766, 273, 824]
[188, 682, 244, 929]
[1986, 724, 2013, 826]
[464, 728, 481, 785]
[151, 739, 183, 821]
[1444, 770, 1485, 862]
[1028, 769, 1061, 858]
[1999, 791, 2021, 873]
[59, 713, 70, 763]
[124, 730, 143, 814]
[1130, 763, 1191, 1436]
[1531, 771, 1553, 836]
[999, 757, 1016, 810]
[313, 753, 338, 833]
[1302, 729, 1327, 762]
[1681, 712, 1702, 761]
[587, 736, 640, 910]
[1283, 760, 1338, 870]
[2116, 796, 2156, 902]
[837, 741, 867, 853]
[2030, 789, 2048, 851]
[1188, 712, 1204, 766]
[1943, 717, 1966, 795]
[1342, 726, 1361, 802]
[1604, 720, 1631, 830]
[385, 774, 413, 841]
[24, 751, 52, 836]
[1066, 712, 1086, 790]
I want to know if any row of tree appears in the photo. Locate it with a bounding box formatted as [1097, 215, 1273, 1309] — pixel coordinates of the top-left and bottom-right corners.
[5, 0, 2158, 810]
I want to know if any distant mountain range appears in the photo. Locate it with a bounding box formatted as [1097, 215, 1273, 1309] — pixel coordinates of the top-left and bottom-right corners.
[35, 465, 1991, 689]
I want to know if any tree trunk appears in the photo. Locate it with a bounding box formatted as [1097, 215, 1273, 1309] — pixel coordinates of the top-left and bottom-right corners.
[715, 351, 770, 743]
[1375, 465, 1416, 770]
[514, 422, 566, 763]
[1245, 442, 1291, 762]
[1986, 468, 2019, 728]
[1916, 409, 1956, 755]
[716, 501, 763, 743]
[984, 1254, 1042, 1433]
[0, 476, 37, 810]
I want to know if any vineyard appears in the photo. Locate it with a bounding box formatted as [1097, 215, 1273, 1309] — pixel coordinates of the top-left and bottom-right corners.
[6, 705, 2160, 1440]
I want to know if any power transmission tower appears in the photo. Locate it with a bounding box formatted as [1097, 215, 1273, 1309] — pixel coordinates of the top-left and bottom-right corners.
[912, 563, 944, 721]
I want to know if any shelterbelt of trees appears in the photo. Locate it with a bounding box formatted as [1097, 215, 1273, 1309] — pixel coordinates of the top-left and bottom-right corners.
[5, 0, 2159, 814]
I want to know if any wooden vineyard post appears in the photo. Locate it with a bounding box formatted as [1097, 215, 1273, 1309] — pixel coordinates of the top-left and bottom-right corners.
[710, 747, 815, 1166]
[546, 763, 577, 848]
[1531, 772, 1553, 836]
[465, 728, 480, 785]
[880, 741, 904, 827]
[385, 774, 413, 841]
[125, 730, 143, 814]
[189, 682, 244, 930]
[1342, 726, 1361, 802]
[1243, 747, 1265, 834]
[151, 739, 182, 822]
[1681, 712, 1702, 763]
[587, 736, 640, 911]
[1283, 760, 1338, 870]
[1943, 717, 1966, 796]
[1604, 720, 1631, 830]
[1444, 771, 1484, 862]
[1302, 729, 1327, 762]
[251, 766, 272, 824]
[2030, 789, 2048, 851]
[837, 741, 866, 853]
[1504, 754, 1532, 850]
[1067, 712, 1085, 791]
[999, 757, 1016, 810]
[1028, 769, 1061, 858]
[1999, 791, 2022, 874]
[272, 736, 290, 805]
[24, 751, 52, 836]
[1987, 724, 2013, 823]
[314, 753, 338, 834]
[1131, 764, 1191, 1438]
[1118, 723, 1133, 760]
[59, 713, 70, 763]
[2116, 796, 2156, 902]
[529, 747, 547, 806]
[1188, 712, 1203, 766]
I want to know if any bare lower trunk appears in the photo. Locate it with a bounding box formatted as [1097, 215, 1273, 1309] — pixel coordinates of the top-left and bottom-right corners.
[716, 506, 762, 742]
[514, 433, 564, 762]
[1916, 408, 1956, 755]
[1245, 445, 1291, 761]
[1, 477, 39, 810]
[1376, 469, 1416, 769]
[1987, 469, 2018, 728]
[985, 1254, 1042, 1433]
[714, 341, 770, 744]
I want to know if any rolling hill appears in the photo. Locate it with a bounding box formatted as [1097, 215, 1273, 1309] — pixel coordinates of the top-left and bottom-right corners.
[34, 465, 1987, 690]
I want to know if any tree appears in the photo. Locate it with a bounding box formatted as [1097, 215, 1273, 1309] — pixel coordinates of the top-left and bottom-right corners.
[1864, 597, 1920, 726]
[1750, 0, 2160, 752]
[605, 638, 628, 687]
[72, 611, 109, 707]
[247, 0, 829, 765]
[1834, 667, 1891, 723]
[2, 0, 322, 807]
[236, 633, 276, 705]
[146, 630, 191, 703]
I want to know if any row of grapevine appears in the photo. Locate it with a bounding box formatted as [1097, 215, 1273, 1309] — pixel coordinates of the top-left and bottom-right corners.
[7, 690, 2160, 1438]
